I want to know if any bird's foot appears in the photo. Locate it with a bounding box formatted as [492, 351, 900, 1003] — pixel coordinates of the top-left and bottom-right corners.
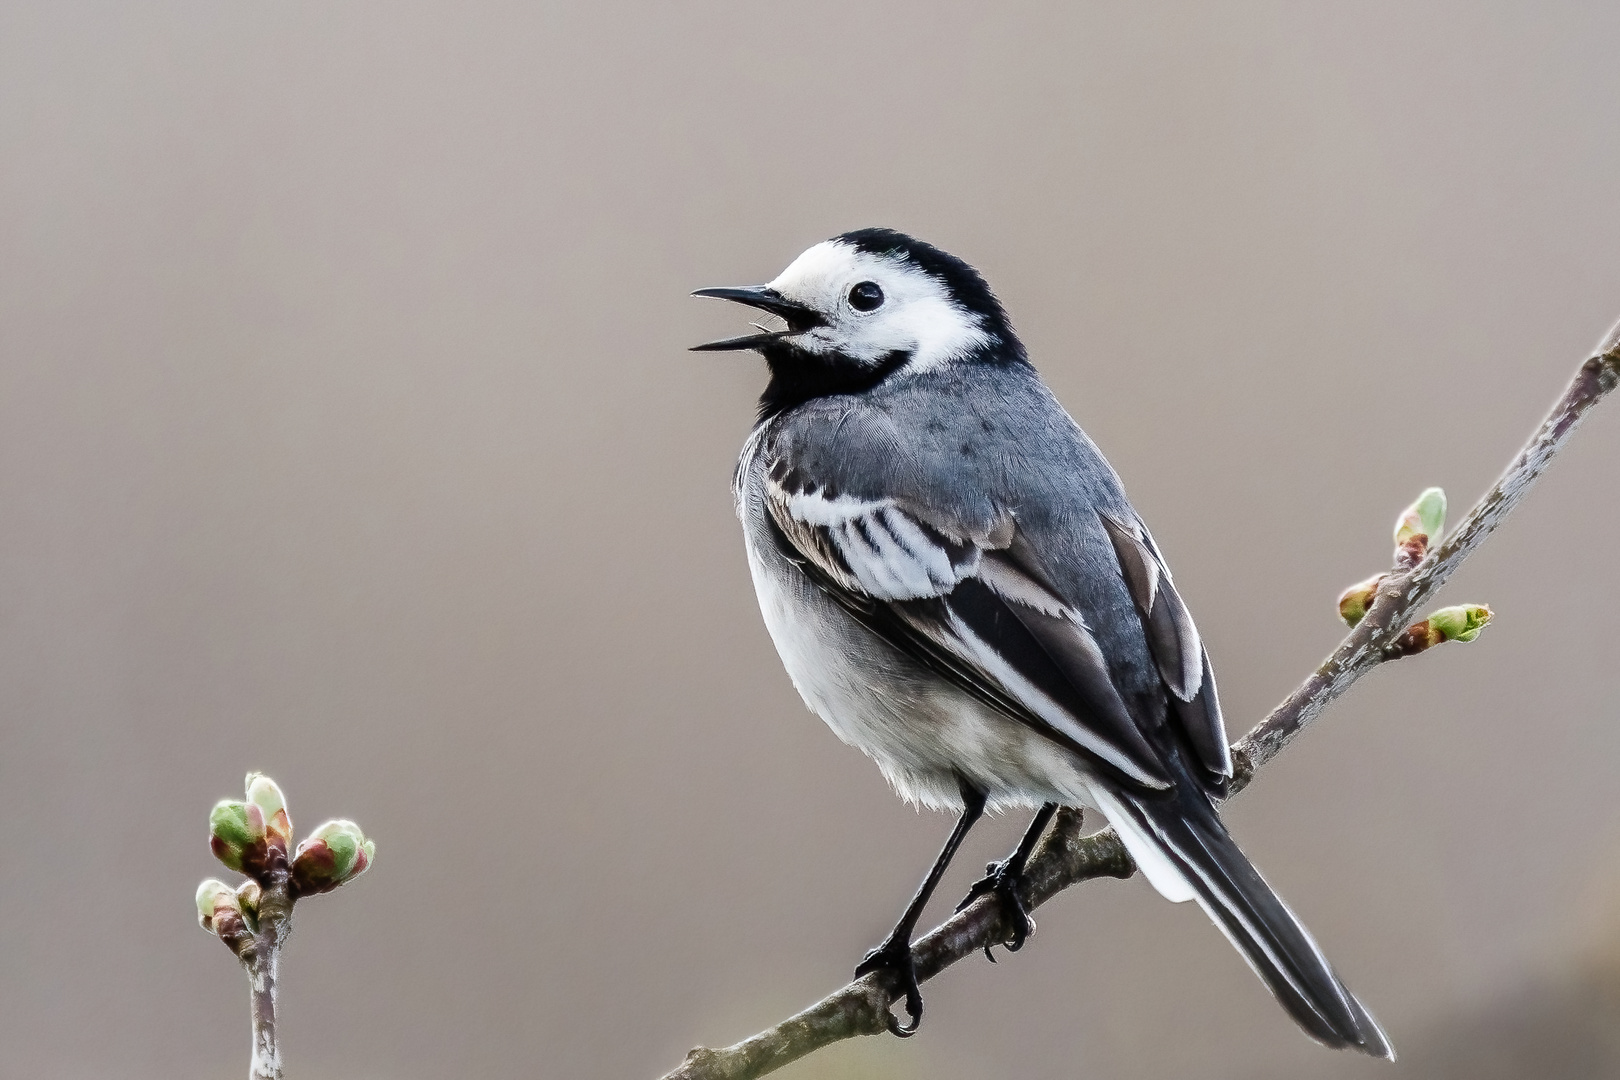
[956, 858, 1035, 961]
[853, 938, 924, 1037]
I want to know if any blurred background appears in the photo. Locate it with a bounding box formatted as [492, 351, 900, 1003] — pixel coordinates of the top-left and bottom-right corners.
[2, 3, 1619, 1078]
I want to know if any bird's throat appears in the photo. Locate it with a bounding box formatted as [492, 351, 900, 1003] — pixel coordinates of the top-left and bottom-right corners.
[756, 347, 909, 422]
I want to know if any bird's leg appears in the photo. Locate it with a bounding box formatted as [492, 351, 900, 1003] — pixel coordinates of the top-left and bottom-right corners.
[956, 802, 1058, 961]
[854, 777, 987, 1037]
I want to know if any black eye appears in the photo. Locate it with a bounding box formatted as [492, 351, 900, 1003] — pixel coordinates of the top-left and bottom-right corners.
[848, 281, 884, 312]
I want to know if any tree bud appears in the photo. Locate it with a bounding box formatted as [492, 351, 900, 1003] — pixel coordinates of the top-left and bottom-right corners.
[1393, 487, 1447, 566]
[1429, 603, 1493, 643]
[235, 880, 262, 930]
[291, 819, 375, 896]
[196, 879, 241, 934]
[1337, 574, 1385, 627]
[209, 800, 267, 874]
[245, 773, 292, 848]
[1386, 604, 1493, 657]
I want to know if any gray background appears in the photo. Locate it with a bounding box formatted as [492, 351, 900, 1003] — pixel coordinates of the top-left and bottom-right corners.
[3, 3, 1619, 1078]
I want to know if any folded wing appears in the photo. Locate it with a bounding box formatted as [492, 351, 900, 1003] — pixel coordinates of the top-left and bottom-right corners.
[766, 461, 1223, 791]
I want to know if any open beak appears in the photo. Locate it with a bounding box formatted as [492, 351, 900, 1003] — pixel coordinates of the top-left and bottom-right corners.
[690, 286, 822, 352]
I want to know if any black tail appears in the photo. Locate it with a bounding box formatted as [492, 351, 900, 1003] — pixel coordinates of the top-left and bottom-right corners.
[1110, 774, 1393, 1059]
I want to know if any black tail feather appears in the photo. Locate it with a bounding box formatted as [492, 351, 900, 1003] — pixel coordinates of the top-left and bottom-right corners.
[1117, 775, 1393, 1059]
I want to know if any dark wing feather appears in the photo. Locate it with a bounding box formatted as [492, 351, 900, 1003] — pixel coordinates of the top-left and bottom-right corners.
[762, 472, 1174, 790]
[1098, 512, 1230, 785]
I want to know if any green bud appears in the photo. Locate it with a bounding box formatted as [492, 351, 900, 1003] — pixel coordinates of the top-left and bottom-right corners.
[209, 800, 265, 873]
[1337, 574, 1384, 627]
[235, 880, 262, 930]
[245, 772, 293, 848]
[195, 878, 253, 945]
[291, 819, 375, 896]
[1386, 604, 1493, 657]
[1394, 488, 1447, 549]
[1428, 604, 1492, 643]
[196, 879, 238, 933]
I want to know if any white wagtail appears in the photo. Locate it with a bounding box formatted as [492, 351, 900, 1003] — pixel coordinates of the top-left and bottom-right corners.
[692, 229, 1391, 1056]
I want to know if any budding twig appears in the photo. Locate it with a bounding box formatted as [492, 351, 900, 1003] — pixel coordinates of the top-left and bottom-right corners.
[195, 774, 375, 1080]
[657, 322, 1620, 1080]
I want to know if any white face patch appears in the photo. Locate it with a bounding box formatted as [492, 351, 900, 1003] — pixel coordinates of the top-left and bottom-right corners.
[766, 240, 993, 371]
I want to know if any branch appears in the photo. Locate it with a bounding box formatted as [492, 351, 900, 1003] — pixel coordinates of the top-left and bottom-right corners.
[212, 874, 293, 1080]
[659, 323, 1620, 1080]
[196, 774, 376, 1080]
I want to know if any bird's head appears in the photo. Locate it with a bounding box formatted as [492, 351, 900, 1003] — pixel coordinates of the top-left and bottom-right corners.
[693, 229, 1023, 416]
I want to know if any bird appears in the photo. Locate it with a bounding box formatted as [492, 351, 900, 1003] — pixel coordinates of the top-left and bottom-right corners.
[691, 228, 1392, 1057]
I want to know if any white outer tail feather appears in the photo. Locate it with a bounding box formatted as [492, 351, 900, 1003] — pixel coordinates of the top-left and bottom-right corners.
[1093, 788, 1198, 903]
[1091, 786, 1395, 1060]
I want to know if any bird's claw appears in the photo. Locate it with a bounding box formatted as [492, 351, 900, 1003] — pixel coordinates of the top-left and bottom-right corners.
[854, 940, 924, 1037]
[956, 859, 1036, 961]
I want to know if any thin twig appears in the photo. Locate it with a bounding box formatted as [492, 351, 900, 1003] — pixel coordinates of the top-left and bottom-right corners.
[208, 874, 293, 1080]
[244, 881, 292, 1080]
[658, 325, 1620, 1080]
[198, 777, 375, 1080]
